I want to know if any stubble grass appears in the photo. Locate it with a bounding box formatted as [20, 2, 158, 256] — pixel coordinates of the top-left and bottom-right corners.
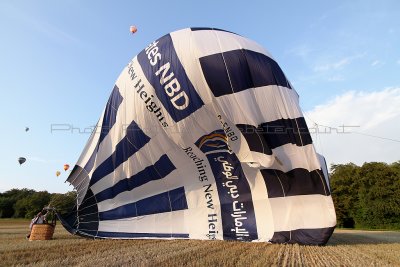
[1, 219, 399, 266]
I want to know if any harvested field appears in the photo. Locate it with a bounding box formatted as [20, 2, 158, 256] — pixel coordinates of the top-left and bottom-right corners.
[1, 219, 399, 266]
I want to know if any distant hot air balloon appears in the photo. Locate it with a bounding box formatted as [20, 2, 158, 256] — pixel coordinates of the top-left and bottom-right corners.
[130, 25, 137, 34]
[56, 171, 61, 177]
[63, 164, 70, 171]
[25, 127, 29, 132]
[18, 157, 26, 165]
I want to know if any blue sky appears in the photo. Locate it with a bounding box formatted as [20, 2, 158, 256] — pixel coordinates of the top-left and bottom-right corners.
[1, 0, 399, 193]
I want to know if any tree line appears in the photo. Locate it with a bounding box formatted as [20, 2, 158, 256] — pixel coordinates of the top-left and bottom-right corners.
[331, 161, 400, 229]
[0, 189, 76, 219]
[1, 161, 399, 230]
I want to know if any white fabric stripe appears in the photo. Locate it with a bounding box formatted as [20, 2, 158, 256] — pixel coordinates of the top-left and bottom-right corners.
[181, 28, 274, 59]
[267, 143, 321, 173]
[75, 109, 105, 168]
[175, 143, 223, 240]
[241, 163, 275, 242]
[171, 29, 215, 104]
[127, 56, 176, 129]
[215, 85, 301, 126]
[268, 195, 336, 232]
[232, 141, 320, 173]
[90, 132, 175, 194]
[98, 210, 187, 234]
[163, 104, 224, 149]
[170, 30, 215, 105]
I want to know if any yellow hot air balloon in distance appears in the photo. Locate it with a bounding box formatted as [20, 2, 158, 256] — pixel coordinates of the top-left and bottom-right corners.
[56, 171, 61, 177]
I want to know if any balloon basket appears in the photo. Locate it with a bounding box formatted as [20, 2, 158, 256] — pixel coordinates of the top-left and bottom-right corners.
[29, 224, 55, 241]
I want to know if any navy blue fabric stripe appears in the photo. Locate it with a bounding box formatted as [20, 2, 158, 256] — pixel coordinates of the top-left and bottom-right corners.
[270, 227, 335, 245]
[261, 168, 329, 198]
[236, 124, 272, 155]
[80, 86, 123, 175]
[190, 27, 238, 35]
[99, 187, 187, 220]
[237, 117, 312, 152]
[169, 185, 189, 211]
[76, 230, 98, 237]
[83, 150, 97, 173]
[77, 189, 99, 232]
[137, 34, 204, 122]
[95, 154, 176, 202]
[136, 191, 169, 216]
[207, 152, 258, 241]
[57, 188, 99, 237]
[259, 117, 312, 149]
[89, 120, 150, 186]
[99, 85, 123, 144]
[195, 130, 258, 241]
[320, 156, 331, 193]
[200, 49, 292, 98]
[96, 232, 189, 238]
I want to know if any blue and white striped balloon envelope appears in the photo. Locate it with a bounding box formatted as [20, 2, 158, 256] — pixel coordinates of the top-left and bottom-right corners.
[61, 28, 336, 245]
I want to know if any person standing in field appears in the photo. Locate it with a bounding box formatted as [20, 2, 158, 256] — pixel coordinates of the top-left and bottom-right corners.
[26, 210, 48, 239]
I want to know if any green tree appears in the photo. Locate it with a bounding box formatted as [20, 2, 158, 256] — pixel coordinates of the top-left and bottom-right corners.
[49, 191, 77, 216]
[0, 197, 15, 218]
[330, 163, 360, 228]
[356, 162, 400, 229]
[0, 189, 35, 218]
[330, 161, 400, 229]
[13, 191, 51, 218]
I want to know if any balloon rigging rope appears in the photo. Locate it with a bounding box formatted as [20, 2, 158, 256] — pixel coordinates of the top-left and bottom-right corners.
[303, 113, 400, 144]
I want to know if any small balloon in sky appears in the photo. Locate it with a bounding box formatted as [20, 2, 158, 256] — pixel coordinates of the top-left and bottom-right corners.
[18, 157, 26, 165]
[63, 164, 70, 171]
[56, 171, 61, 177]
[130, 25, 137, 34]
[25, 127, 29, 132]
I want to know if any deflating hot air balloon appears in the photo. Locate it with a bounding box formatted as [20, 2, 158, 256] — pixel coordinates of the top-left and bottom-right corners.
[130, 25, 137, 34]
[18, 157, 26, 165]
[63, 164, 70, 171]
[60, 28, 336, 245]
[56, 171, 61, 177]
